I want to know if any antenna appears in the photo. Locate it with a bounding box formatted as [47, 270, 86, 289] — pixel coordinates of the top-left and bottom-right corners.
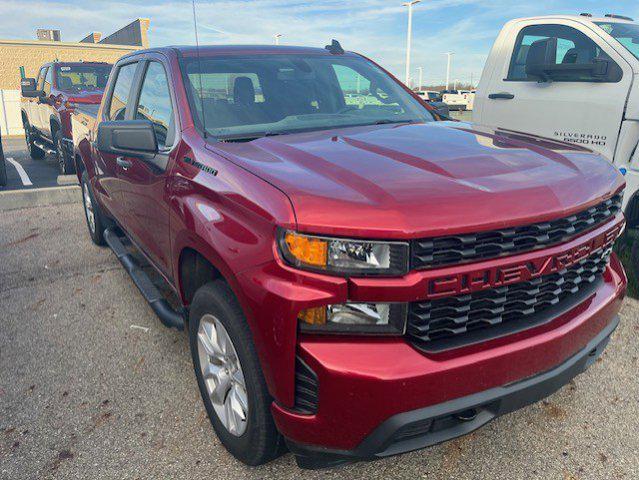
[191, 0, 207, 138]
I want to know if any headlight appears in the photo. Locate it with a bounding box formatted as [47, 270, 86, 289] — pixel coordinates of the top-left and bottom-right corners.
[298, 303, 407, 335]
[278, 230, 409, 276]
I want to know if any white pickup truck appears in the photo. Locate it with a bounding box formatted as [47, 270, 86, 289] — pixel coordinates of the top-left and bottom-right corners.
[473, 13, 639, 230]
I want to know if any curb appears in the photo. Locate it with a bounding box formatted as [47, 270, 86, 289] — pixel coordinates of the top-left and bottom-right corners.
[0, 185, 80, 211]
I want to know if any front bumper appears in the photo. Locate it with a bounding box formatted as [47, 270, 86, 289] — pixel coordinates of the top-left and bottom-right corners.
[286, 314, 619, 468]
[263, 252, 625, 468]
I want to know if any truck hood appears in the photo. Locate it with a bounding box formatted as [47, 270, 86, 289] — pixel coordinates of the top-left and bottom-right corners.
[210, 122, 624, 238]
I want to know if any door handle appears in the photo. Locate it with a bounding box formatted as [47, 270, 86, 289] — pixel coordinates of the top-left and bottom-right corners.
[116, 157, 132, 170]
[488, 93, 515, 100]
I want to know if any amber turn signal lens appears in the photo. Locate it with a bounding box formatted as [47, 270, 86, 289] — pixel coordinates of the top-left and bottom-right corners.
[298, 307, 327, 326]
[284, 232, 328, 268]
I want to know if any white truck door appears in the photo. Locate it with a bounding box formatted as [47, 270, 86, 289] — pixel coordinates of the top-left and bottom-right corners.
[475, 19, 633, 162]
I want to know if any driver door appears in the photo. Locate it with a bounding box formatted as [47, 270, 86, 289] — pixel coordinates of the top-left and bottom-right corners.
[476, 19, 632, 161]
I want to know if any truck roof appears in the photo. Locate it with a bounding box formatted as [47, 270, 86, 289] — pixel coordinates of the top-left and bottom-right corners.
[508, 14, 636, 25]
[43, 61, 112, 67]
[119, 44, 354, 61]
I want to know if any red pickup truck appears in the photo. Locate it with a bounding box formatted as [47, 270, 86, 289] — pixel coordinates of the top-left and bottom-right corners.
[20, 61, 111, 174]
[73, 44, 626, 469]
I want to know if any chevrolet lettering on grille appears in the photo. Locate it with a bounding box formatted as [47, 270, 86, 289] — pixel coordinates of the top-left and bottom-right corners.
[428, 222, 623, 299]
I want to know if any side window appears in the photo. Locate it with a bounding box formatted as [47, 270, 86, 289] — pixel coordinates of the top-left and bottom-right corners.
[507, 24, 615, 82]
[43, 68, 53, 95]
[135, 62, 175, 149]
[36, 67, 47, 90]
[108, 62, 138, 121]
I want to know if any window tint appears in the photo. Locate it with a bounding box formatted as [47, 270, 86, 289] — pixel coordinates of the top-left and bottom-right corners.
[37, 67, 47, 90]
[108, 62, 137, 121]
[43, 67, 53, 95]
[136, 62, 175, 149]
[507, 24, 613, 81]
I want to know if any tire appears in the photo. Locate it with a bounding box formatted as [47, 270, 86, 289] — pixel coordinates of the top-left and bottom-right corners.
[189, 281, 284, 466]
[22, 117, 45, 160]
[54, 129, 74, 174]
[80, 171, 106, 246]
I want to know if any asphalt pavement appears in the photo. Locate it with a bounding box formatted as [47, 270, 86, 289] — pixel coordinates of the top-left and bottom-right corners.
[1, 151, 638, 480]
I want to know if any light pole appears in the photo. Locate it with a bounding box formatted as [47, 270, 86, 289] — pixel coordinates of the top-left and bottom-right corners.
[416, 66, 423, 91]
[403, 0, 421, 87]
[443, 52, 453, 90]
[274, 33, 282, 45]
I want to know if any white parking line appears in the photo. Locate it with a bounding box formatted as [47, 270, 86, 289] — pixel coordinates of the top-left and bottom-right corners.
[6, 157, 33, 186]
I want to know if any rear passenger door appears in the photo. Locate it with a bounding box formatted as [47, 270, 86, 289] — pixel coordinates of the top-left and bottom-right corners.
[117, 57, 178, 275]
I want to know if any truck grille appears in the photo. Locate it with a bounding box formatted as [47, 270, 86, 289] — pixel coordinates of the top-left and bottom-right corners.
[293, 357, 318, 414]
[407, 247, 611, 352]
[410, 194, 622, 270]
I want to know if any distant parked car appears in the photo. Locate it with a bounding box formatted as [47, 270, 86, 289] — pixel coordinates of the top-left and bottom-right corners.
[0, 130, 6, 187]
[20, 61, 112, 174]
[415, 91, 450, 117]
[441, 90, 469, 111]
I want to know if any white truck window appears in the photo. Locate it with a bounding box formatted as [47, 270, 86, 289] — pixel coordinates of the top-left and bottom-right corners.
[507, 24, 616, 82]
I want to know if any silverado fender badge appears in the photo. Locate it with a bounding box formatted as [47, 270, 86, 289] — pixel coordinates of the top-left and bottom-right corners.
[183, 156, 218, 176]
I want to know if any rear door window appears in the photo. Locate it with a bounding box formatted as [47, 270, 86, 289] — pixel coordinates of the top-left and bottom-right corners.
[107, 62, 138, 121]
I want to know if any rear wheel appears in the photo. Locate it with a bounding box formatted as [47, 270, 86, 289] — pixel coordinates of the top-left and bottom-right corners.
[23, 117, 45, 160]
[189, 281, 284, 466]
[54, 129, 74, 174]
[80, 171, 106, 246]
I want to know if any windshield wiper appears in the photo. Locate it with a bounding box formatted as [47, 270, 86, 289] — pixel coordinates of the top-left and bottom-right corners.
[372, 119, 417, 125]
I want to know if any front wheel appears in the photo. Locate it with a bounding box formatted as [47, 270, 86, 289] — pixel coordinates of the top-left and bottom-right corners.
[189, 281, 284, 466]
[22, 117, 45, 160]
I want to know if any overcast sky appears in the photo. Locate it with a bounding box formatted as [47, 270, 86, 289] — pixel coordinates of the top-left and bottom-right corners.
[1, 0, 639, 85]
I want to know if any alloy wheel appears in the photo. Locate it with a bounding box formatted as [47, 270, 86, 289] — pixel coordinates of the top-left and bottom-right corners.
[197, 314, 249, 436]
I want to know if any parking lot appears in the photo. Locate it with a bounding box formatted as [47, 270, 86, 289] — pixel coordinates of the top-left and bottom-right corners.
[0, 137, 637, 480]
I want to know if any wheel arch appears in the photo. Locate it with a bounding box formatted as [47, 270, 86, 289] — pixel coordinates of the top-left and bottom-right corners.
[625, 189, 639, 230]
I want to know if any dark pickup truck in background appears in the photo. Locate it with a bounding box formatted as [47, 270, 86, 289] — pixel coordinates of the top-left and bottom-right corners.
[20, 61, 111, 174]
[73, 44, 626, 469]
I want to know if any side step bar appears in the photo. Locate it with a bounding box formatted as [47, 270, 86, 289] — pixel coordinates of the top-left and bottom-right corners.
[104, 228, 185, 331]
[33, 140, 56, 156]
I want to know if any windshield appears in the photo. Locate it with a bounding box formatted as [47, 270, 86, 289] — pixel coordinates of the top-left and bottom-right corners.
[55, 64, 112, 92]
[596, 22, 639, 60]
[180, 54, 434, 140]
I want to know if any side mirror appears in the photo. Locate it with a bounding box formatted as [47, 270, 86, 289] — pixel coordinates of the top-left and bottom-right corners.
[21, 78, 43, 98]
[97, 120, 158, 157]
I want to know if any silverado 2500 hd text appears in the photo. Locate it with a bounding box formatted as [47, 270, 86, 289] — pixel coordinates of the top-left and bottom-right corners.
[73, 43, 627, 469]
